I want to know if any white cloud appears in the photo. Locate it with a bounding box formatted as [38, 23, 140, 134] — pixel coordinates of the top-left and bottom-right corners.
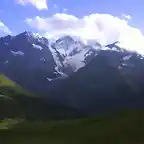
[0, 21, 12, 36]
[25, 13, 144, 54]
[16, 0, 48, 10]
[25, 14, 82, 31]
[122, 14, 131, 20]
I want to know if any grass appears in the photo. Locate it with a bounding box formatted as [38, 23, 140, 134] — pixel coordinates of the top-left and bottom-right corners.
[0, 74, 16, 87]
[0, 73, 36, 98]
[0, 73, 38, 120]
[0, 73, 143, 143]
[1, 109, 144, 144]
[0, 119, 22, 130]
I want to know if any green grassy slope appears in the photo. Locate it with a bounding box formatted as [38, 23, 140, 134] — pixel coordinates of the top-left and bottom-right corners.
[0, 73, 38, 119]
[0, 73, 144, 144]
[0, 74, 16, 87]
[1, 109, 144, 144]
[0, 73, 35, 98]
[0, 74, 85, 120]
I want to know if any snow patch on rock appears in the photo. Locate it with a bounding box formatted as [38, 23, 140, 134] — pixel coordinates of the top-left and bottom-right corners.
[32, 44, 43, 50]
[11, 50, 24, 56]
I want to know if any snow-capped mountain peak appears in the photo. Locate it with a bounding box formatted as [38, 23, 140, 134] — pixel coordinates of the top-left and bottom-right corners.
[21, 31, 33, 36]
[56, 36, 75, 46]
[0, 31, 144, 82]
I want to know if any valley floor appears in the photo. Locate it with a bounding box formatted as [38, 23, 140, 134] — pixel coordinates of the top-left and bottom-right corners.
[0, 109, 144, 144]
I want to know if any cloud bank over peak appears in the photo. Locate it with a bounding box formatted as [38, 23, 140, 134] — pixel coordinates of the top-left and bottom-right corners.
[25, 13, 144, 54]
[16, 0, 48, 10]
[0, 21, 12, 36]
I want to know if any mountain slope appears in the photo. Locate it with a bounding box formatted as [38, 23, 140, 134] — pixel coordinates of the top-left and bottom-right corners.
[0, 32, 99, 93]
[0, 74, 17, 87]
[0, 74, 85, 120]
[0, 32, 144, 117]
[0, 32, 144, 96]
[47, 50, 144, 115]
[0, 32, 60, 93]
[0, 74, 39, 119]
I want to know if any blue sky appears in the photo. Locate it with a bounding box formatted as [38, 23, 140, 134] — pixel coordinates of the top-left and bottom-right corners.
[0, 0, 144, 54]
[0, 0, 144, 33]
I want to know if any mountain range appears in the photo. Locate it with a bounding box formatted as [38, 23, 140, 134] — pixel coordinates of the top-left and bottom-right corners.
[0, 31, 144, 117]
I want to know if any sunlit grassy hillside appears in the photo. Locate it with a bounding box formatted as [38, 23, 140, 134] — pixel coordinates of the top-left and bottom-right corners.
[0, 73, 16, 87]
[1, 109, 144, 144]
